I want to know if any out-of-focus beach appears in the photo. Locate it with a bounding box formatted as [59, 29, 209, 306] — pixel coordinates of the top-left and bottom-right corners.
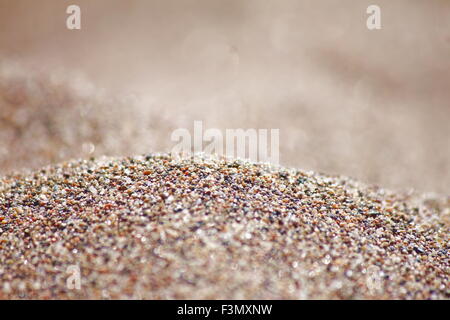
[0, 1, 449, 301]
[0, 0, 449, 193]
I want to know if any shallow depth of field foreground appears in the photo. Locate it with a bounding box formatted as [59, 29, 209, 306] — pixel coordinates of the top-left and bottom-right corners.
[0, 154, 448, 299]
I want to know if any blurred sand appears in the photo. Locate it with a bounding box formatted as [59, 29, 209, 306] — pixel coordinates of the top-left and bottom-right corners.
[0, 0, 449, 193]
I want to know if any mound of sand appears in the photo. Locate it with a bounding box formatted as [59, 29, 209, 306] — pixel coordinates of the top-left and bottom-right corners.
[0, 154, 448, 299]
[0, 64, 177, 174]
[1, 63, 449, 194]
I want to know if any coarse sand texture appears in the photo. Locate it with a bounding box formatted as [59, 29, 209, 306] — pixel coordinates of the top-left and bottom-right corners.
[0, 154, 448, 299]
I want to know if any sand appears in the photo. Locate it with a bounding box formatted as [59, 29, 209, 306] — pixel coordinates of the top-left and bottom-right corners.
[0, 154, 448, 299]
[2, 0, 450, 194]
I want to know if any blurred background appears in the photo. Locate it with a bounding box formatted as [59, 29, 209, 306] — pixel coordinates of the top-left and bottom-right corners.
[0, 0, 449, 193]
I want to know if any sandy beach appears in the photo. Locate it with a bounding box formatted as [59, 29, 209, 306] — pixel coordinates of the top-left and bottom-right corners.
[0, 0, 448, 300]
[0, 154, 448, 299]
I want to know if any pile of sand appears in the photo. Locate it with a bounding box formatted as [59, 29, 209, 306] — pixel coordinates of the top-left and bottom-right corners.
[1, 63, 449, 194]
[0, 64, 178, 173]
[0, 154, 447, 299]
